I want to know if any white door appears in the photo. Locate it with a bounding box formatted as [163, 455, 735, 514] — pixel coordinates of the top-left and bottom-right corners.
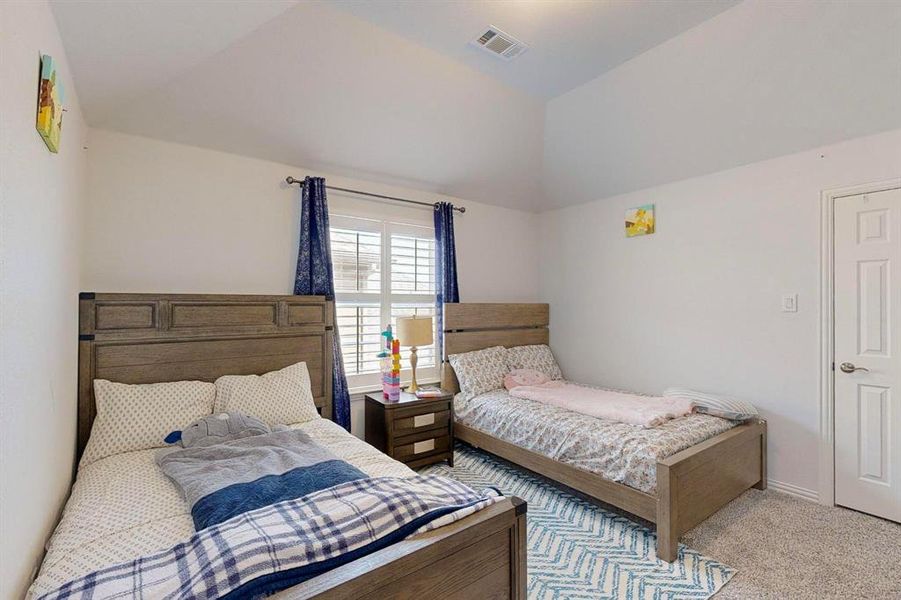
[834, 186, 901, 522]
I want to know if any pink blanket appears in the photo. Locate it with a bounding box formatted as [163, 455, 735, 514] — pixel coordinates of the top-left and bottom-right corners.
[508, 381, 694, 427]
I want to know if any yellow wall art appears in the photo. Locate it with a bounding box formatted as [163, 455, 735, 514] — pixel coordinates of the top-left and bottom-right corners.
[625, 204, 655, 237]
[36, 54, 65, 153]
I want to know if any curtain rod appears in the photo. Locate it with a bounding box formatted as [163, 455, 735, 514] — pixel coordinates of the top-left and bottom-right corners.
[285, 176, 465, 213]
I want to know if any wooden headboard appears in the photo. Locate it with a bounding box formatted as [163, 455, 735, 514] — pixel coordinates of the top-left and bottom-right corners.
[441, 303, 550, 393]
[77, 293, 334, 459]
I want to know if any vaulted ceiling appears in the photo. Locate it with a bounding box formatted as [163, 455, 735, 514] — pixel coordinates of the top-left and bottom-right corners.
[327, 0, 738, 99]
[51, 1, 901, 211]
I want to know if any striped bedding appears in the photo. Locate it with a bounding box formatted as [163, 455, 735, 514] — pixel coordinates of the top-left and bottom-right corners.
[157, 428, 368, 531]
[663, 387, 760, 421]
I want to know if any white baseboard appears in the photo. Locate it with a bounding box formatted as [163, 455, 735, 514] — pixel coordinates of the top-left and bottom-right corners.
[767, 479, 819, 502]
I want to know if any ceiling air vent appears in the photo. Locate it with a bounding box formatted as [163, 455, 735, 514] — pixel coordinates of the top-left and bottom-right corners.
[471, 26, 528, 61]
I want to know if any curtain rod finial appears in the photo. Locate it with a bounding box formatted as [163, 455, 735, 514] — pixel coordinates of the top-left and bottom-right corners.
[433, 202, 465, 214]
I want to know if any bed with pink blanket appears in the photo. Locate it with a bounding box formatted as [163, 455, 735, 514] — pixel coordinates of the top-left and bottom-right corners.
[454, 383, 736, 495]
[443, 302, 767, 563]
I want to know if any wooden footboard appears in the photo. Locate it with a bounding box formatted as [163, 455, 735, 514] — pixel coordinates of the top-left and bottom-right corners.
[457, 419, 766, 563]
[655, 420, 767, 561]
[281, 496, 528, 599]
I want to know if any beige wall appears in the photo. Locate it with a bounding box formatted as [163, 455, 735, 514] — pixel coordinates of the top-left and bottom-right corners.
[539, 129, 901, 499]
[0, 1, 88, 596]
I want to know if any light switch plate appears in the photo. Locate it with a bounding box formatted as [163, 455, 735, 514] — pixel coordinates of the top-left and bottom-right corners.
[781, 293, 798, 312]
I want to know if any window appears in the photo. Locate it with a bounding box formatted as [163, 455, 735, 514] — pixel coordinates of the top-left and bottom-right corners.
[330, 215, 437, 390]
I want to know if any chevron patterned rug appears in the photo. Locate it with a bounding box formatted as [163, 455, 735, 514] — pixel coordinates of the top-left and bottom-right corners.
[421, 444, 735, 600]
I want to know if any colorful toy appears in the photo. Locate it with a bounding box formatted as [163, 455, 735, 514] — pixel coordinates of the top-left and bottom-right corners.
[379, 325, 401, 401]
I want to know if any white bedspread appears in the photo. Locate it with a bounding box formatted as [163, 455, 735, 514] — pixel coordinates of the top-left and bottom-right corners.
[29, 418, 413, 598]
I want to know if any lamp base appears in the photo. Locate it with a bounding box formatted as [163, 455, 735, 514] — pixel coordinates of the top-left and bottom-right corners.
[408, 346, 419, 393]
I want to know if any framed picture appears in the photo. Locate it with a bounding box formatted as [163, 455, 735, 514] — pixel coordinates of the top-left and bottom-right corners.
[36, 54, 65, 153]
[625, 204, 655, 237]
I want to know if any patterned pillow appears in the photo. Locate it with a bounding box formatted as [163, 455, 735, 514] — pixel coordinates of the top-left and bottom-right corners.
[449, 346, 508, 400]
[663, 387, 759, 421]
[80, 379, 215, 468]
[214, 362, 319, 427]
[506, 344, 563, 380]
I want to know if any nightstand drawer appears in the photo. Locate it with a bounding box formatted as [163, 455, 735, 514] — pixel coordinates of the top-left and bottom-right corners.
[393, 409, 450, 437]
[393, 433, 451, 461]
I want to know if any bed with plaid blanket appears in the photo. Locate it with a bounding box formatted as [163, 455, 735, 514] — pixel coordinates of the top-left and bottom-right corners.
[38, 475, 501, 600]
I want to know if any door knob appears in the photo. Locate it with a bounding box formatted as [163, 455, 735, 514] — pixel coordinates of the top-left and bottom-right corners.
[839, 362, 869, 374]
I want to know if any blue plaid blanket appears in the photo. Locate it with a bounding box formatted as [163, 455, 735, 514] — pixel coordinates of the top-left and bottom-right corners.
[38, 475, 501, 600]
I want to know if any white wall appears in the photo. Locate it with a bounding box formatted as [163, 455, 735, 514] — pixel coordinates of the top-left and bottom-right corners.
[0, 1, 88, 596]
[83, 130, 542, 439]
[543, 0, 901, 207]
[540, 129, 901, 498]
[83, 130, 540, 301]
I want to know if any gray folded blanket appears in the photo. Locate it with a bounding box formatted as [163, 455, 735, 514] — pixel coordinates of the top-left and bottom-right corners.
[158, 426, 366, 531]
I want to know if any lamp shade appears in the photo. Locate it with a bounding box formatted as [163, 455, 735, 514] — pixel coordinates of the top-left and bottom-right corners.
[397, 316, 434, 347]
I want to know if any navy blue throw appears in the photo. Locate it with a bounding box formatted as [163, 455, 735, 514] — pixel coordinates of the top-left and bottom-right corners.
[191, 459, 365, 531]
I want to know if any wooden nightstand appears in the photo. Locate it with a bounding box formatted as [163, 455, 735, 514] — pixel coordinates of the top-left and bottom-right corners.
[364, 391, 454, 468]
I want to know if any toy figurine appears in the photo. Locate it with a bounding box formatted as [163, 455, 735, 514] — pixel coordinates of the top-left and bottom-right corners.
[379, 325, 401, 401]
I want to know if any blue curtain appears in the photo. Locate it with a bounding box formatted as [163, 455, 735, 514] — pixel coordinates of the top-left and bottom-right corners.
[434, 202, 460, 364]
[294, 177, 351, 431]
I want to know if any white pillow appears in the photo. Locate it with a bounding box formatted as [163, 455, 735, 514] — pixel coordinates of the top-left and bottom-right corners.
[81, 379, 215, 468]
[505, 344, 563, 380]
[214, 362, 319, 427]
[663, 387, 759, 421]
[449, 346, 508, 400]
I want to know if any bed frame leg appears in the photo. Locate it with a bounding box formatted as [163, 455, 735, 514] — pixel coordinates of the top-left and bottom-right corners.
[657, 526, 679, 563]
[752, 419, 767, 490]
[655, 463, 679, 563]
[511, 497, 528, 599]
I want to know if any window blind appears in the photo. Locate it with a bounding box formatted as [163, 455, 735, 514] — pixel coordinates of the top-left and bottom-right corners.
[330, 218, 437, 385]
[390, 234, 435, 295]
[331, 228, 380, 293]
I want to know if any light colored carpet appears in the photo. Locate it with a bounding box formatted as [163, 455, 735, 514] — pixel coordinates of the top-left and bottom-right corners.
[683, 488, 901, 599]
[438, 444, 901, 599]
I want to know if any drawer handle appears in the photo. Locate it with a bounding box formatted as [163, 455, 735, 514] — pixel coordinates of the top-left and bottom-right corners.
[413, 413, 436, 428]
[413, 439, 435, 454]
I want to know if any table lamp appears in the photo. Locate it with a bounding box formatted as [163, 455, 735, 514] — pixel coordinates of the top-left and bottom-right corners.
[396, 316, 434, 393]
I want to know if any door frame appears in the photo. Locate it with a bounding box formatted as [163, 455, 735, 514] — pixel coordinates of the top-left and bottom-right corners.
[818, 177, 901, 506]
